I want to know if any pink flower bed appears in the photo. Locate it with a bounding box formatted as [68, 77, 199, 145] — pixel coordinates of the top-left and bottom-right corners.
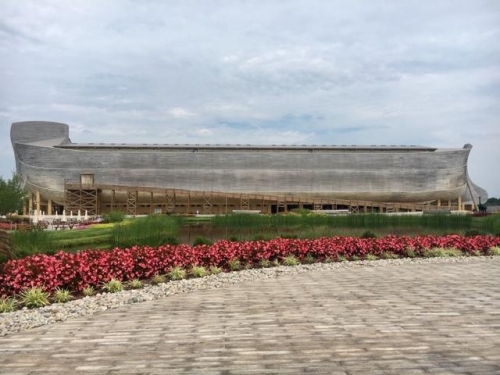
[1, 235, 499, 298]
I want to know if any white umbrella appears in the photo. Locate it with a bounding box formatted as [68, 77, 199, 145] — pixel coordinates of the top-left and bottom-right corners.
[32, 210, 38, 224]
[84, 210, 88, 221]
[70, 211, 73, 218]
[62, 210, 67, 222]
[77, 210, 82, 221]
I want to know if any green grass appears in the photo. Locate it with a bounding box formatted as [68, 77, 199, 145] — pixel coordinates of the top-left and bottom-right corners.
[112, 215, 179, 248]
[212, 213, 478, 231]
[10, 229, 56, 258]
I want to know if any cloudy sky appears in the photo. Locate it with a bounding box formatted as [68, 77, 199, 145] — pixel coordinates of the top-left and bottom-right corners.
[1, 0, 499, 197]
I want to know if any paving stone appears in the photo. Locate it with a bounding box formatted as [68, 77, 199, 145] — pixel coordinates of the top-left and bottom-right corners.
[1, 259, 500, 374]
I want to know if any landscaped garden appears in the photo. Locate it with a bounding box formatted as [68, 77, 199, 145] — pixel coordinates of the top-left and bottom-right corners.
[1, 212, 500, 312]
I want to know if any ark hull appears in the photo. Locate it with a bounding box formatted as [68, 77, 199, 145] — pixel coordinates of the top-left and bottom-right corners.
[11, 121, 487, 214]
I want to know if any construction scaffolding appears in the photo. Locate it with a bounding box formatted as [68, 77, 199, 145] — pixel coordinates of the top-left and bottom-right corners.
[60, 182, 456, 216]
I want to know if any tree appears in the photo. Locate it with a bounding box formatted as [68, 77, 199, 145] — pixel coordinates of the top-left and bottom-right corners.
[485, 197, 500, 206]
[0, 173, 27, 216]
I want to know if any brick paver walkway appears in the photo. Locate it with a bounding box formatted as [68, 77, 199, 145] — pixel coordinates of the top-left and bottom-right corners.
[1, 259, 500, 374]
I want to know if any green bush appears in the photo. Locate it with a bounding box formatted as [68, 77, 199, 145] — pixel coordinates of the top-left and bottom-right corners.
[52, 288, 73, 303]
[209, 265, 222, 274]
[302, 253, 316, 264]
[102, 211, 126, 223]
[488, 246, 500, 256]
[380, 251, 398, 259]
[193, 237, 213, 246]
[190, 265, 208, 278]
[259, 259, 271, 268]
[360, 230, 377, 239]
[424, 247, 462, 258]
[336, 255, 347, 262]
[151, 274, 166, 285]
[0, 297, 17, 313]
[169, 267, 186, 280]
[464, 230, 481, 237]
[127, 279, 144, 289]
[82, 286, 95, 297]
[228, 258, 241, 271]
[21, 287, 50, 308]
[283, 255, 300, 266]
[403, 247, 417, 258]
[103, 279, 123, 293]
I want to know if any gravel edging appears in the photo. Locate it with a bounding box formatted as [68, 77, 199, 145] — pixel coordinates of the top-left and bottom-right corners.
[1, 256, 499, 337]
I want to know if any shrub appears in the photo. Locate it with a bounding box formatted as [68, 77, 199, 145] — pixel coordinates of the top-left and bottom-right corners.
[403, 247, 416, 258]
[365, 254, 378, 261]
[151, 274, 166, 285]
[228, 258, 241, 271]
[350, 255, 360, 261]
[164, 236, 179, 245]
[446, 248, 463, 257]
[336, 255, 347, 262]
[424, 247, 462, 258]
[283, 255, 300, 266]
[102, 211, 126, 223]
[465, 230, 481, 237]
[169, 267, 186, 280]
[128, 279, 144, 289]
[209, 266, 222, 275]
[488, 246, 500, 256]
[82, 286, 95, 297]
[424, 247, 445, 258]
[360, 230, 377, 239]
[302, 253, 315, 264]
[380, 252, 398, 260]
[21, 287, 50, 308]
[190, 265, 208, 278]
[103, 279, 123, 293]
[259, 259, 271, 268]
[193, 237, 213, 247]
[52, 288, 73, 303]
[0, 297, 17, 313]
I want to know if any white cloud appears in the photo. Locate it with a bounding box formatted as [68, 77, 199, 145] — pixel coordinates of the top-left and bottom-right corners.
[1, 0, 499, 196]
[169, 107, 197, 118]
